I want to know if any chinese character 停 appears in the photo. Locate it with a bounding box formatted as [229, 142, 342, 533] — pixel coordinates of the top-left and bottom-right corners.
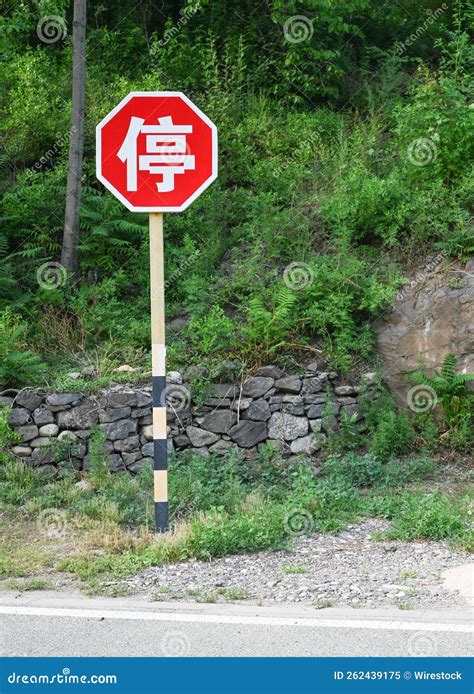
[117, 115, 195, 193]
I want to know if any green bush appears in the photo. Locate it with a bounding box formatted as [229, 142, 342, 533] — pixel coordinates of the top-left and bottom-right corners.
[0, 308, 46, 387]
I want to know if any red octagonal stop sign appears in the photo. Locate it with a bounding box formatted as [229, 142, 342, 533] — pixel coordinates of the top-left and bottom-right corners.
[96, 91, 218, 212]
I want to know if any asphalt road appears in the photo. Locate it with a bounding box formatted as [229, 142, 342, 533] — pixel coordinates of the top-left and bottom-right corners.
[0, 591, 472, 657]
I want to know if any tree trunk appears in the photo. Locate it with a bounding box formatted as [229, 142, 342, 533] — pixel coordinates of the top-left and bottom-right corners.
[61, 0, 86, 277]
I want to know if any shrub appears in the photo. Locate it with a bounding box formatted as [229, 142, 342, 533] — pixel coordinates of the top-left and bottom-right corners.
[0, 308, 46, 387]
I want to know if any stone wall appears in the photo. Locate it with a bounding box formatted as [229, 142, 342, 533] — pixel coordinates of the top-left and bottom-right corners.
[1, 363, 377, 477]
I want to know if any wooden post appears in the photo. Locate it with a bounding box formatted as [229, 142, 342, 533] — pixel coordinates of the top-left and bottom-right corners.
[149, 212, 168, 532]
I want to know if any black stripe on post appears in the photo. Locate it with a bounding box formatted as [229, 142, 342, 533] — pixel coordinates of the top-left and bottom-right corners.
[152, 375, 167, 405]
[155, 501, 169, 533]
[153, 438, 168, 470]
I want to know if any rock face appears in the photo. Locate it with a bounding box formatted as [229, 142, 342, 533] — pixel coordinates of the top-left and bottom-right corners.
[3, 365, 376, 474]
[376, 258, 474, 403]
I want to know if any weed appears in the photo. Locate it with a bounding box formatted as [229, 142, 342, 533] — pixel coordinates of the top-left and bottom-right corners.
[3, 578, 52, 592]
[281, 565, 308, 574]
[313, 598, 332, 609]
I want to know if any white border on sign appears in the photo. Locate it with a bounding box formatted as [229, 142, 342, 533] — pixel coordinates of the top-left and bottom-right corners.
[96, 91, 218, 212]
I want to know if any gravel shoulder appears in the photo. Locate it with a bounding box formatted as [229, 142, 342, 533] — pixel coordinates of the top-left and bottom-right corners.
[123, 519, 471, 609]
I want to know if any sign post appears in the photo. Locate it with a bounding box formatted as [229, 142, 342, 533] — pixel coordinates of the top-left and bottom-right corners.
[96, 92, 218, 531]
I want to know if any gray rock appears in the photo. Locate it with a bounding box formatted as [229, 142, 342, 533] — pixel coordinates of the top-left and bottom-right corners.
[269, 396, 283, 404]
[336, 396, 358, 405]
[301, 377, 324, 394]
[241, 377, 274, 398]
[58, 430, 77, 442]
[269, 404, 282, 412]
[33, 406, 54, 425]
[244, 399, 271, 422]
[283, 402, 305, 416]
[122, 451, 141, 467]
[173, 434, 191, 448]
[254, 365, 283, 379]
[309, 419, 323, 433]
[0, 396, 14, 408]
[74, 429, 92, 440]
[192, 446, 210, 458]
[39, 423, 59, 437]
[204, 397, 231, 408]
[107, 390, 138, 408]
[114, 435, 140, 452]
[335, 385, 357, 396]
[202, 410, 237, 434]
[30, 437, 50, 448]
[36, 464, 58, 479]
[230, 398, 252, 412]
[140, 424, 153, 441]
[274, 376, 302, 393]
[73, 443, 87, 459]
[31, 447, 56, 466]
[303, 394, 327, 404]
[15, 425, 39, 442]
[184, 364, 207, 381]
[135, 391, 152, 408]
[8, 407, 31, 426]
[211, 384, 238, 399]
[100, 418, 137, 441]
[307, 404, 325, 419]
[128, 457, 152, 473]
[209, 439, 234, 455]
[268, 413, 308, 441]
[57, 402, 98, 430]
[15, 390, 44, 411]
[138, 415, 153, 426]
[99, 406, 131, 423]
[228, 420, 267, 448]
[186, 426, 220, 447]
[12, 445, 32, 457]
[130, 406, 152, 418]
[46, 392, 82, 410]
[141, 442, 155, 457]
[67, 372, 81, 380]
[361, 372, 378, 386]
[168, 371, 183, 384]
[108, 453, 126, 472]
[290, 433, 323, 455]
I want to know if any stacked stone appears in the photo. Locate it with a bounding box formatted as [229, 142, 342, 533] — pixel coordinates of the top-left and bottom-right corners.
[1, 387, 159, 477]
[175, 364, 373, 458]
[1, 364, 377, 475]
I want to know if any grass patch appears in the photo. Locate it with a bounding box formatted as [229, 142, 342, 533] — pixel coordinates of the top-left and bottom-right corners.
[281, 565, 308, 574]
[0, 444, 471, 592]
[3, 578, 52, 592]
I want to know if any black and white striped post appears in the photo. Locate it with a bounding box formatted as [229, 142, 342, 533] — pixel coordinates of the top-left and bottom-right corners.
[149, 212, 168, 532]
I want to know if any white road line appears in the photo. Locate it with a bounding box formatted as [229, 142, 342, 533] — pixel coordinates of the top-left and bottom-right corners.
[0, 605, 472, 633]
